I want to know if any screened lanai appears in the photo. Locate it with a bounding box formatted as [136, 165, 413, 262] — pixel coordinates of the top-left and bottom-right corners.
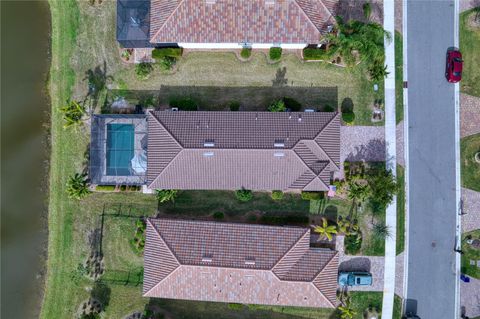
[90, 115, 147, 185]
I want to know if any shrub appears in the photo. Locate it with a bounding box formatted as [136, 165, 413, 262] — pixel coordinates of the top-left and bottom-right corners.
[158, 56, 177, 70]
[269, 47, 282, 60]
[282, 97, 302, 111]
[341, 98, 354, 113]
[301, 191, 324, 200]
[229, 101, 240, 111]
[303, 46, 338, 60]
[152, 47, 183, 59]
[324, 104, 335, 112]
[60, 100, 86, 128]
[344, 232, 362, 254]
[135, 62, 153, 80]
[155, 189, 178, 203]
[271, 190, 284, 200]
[247, 213, 258, 222]
[228, 303, 244, 310]
[268, 100, 286, 112]
[169, 97, 198, 111]
[240, 47, 251, 59]
[131, 219, 146, 254]
[235, 188, 253, 202]
[213, 212, 225, 219]
[95, 185, 116, 192]
[363, 2, 372, 20]
[66, 173, 90, 200]
[342, 112, 355, 123]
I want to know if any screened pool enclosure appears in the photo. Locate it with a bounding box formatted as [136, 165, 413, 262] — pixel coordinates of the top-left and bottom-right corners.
[90, 115, 147, 185]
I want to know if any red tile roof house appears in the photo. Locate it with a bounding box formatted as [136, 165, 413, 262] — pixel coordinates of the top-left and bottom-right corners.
[146, 111, 340, 192]
[117, 0, 338, 49]
[144, 218, 339, 307]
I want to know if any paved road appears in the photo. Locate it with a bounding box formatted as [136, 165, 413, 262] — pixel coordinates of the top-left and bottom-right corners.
[406, 1, 458, 318]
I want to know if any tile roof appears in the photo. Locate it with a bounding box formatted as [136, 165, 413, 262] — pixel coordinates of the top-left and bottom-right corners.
[144, 218, 339, 307]
[146, 111, 340, 191]
[149, 0, 337, 44]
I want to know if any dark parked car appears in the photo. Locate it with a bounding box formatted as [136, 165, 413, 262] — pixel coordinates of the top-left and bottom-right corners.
[446, 49, 463, 83]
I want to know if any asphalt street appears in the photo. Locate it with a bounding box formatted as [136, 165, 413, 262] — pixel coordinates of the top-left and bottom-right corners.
[406, 1, 458, 318]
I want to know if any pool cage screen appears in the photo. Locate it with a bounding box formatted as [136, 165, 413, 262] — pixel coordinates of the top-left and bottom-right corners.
[90, 115, 147, 185]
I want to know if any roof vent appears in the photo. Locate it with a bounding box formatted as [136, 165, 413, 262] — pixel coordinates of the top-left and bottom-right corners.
[265, 0, 275, 5]
[203, 152, 214, 157]
[245, 257, 256, 265]
[274, 139, 285, 148]
[205, 0, 216, 4]
[204, 139, 215, 147]
[274, 152, 285, 157]
[202, 255, 213, 262]
[298, 115, 302, 122]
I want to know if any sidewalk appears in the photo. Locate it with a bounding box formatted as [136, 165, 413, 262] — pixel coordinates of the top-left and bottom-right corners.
[381, 1, 397, 318]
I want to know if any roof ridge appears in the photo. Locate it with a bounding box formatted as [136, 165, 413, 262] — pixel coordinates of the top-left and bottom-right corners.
[311, 251, 339, 307]
[293, 0, 325, 33]
[271, 229, 311, 273]
[143, 219, 181, 296]
[314, 113, 341, 170]
[150, 0, 186, 43]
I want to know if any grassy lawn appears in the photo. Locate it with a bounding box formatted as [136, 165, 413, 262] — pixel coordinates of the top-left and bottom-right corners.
[396, 165, 405, 255]
[461, 229, 480, 279]
[395, 31, 404, 124]
[393, 295, 403, 319]
[350, 292, 383, 319]
[460, 133, 480, 192]
[460, 9, 480, 97]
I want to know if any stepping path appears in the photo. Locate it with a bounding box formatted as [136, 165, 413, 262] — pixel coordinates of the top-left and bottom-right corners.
[461, 276, 480, 318]
[462, 188, 480, 233]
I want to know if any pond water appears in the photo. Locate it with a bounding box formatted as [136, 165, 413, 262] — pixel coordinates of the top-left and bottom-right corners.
[1, 1, 51, 318]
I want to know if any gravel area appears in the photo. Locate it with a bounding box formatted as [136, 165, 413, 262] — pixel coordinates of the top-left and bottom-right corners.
[395, 0, 403, 33]
[462, 188, 480, 233]
[461, 93, 480, 138]
[461, 276, 480, 318]
[340, 126, 385, 163]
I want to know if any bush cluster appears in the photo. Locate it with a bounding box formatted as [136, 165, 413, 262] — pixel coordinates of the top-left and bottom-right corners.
[213, 212, 225, 219]
[268, 100, 286, 112]
[229, 101, 240, 111]
[169, 97, 198, 111]
[240, 47, 251, 59]
[270, 190, 284, 200]
[135, 62, 153, 80]
[282, 97, 302, 111]
[152, 47, 183, 59]
[269, 47, 282, 60]
[235, 188, 253, 202]
[303, 46, 338, 61]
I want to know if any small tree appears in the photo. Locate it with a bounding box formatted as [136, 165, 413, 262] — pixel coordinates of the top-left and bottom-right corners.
[60, 100, 86, 129]
[271, 190, 284, 200]
[367, 170, 398, 210]
[313, 218, 337, 241]
[338, 305, 356, 319]
[66, 173, 90, 200]
[155, 189, 178, 203]
[269, 47, 282, 60]
[135, 62, 153, 80]
[235, 188, 253, 202]
[268, 100, 286, 112]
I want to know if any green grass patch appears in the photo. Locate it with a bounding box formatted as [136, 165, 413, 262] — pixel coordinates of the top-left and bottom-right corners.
[395, 31, 404, 123]
[396, 165, 405, 255]
[349, 291, 383, 319]
[460, 133, 480, 191]
[461, 229, 480, 279]
[460, 9, 480, 97]
[393, 295, 403, 319]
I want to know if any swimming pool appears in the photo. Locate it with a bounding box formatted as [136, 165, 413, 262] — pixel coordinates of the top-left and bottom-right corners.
[106, 123, 134, 175]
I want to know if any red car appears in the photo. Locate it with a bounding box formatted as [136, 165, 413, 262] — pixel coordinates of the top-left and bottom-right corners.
[445, 49, 463, 83]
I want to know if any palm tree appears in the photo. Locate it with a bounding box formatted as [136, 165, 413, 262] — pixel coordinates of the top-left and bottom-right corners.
[368, 63, 389, 81]
[347, 178, 371, 207]
[66, 173, 90, 200]
[60, 100, 86, 129]
[313, 218, 337, 241]
[155, 189, 178, 203]
[338, 305, 356, 319]
[373, 222, 391, 240]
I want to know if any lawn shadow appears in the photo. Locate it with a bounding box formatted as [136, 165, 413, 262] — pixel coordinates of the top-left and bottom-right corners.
[272, 67, 288, 87]
[107, 86, 338, 112]
[84, 61, 114, 113]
